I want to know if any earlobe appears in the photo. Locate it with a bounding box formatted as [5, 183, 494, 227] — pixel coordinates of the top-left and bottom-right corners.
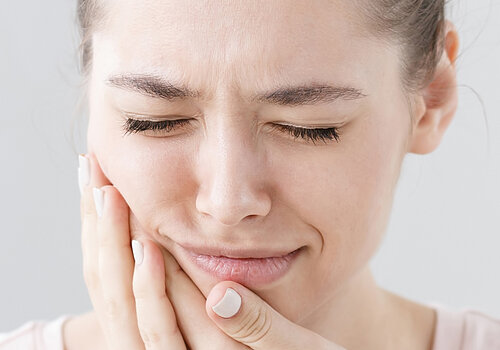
[408, 20, 460, 155]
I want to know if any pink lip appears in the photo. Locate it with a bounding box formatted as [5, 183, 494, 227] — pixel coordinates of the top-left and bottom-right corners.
[177, 245, 303, 287]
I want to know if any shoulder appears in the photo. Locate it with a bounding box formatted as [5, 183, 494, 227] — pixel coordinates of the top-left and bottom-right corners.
[0, 315, 71, 350]
[460, 309, 500, 348]
[430, 302, 500, 350]
[0, 311, 106, 350]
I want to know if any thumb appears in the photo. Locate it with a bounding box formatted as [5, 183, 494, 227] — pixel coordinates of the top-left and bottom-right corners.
[206, 281, 345, 350]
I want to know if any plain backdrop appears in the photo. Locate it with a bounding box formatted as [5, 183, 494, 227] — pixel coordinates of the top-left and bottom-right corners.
[0, 0, 499, 331]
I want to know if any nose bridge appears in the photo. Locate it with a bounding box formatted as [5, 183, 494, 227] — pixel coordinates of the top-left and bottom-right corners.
[195, 111, 271, 226]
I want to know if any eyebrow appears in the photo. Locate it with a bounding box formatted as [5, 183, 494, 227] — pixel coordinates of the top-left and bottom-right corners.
[105, 73, 367, 106]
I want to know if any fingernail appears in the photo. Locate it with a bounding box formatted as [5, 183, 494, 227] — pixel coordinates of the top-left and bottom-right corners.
[78, 154, 90, 195]
[131, 240, 144, 265]
[212, 288, 241, 318]
[93, 187, 104, 218]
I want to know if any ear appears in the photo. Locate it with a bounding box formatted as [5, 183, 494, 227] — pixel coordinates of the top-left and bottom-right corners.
[408, 20, 460, 155]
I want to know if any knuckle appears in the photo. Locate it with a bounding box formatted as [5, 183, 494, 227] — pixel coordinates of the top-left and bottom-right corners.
[232, 306, 272, 345]
[102, 297, 124, 321]
[134, 289, 168, 308]
[139, 327, 167, 348]
[141, 330, 161, 348]
[132, 288, 149, 302]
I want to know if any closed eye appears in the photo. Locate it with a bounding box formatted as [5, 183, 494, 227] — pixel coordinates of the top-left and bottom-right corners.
[268, 123, 341, 144]
[121, 117, 342, 145]
[121, 117, 191, 136]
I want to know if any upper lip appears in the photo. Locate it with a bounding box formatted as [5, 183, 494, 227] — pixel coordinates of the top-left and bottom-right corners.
[176, 242, 302, 259]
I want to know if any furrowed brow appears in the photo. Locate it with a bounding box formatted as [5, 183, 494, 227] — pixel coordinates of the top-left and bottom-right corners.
[105, 73, 367, 106]
[105, 74, 202, 100]
[251, 84, 367, 106]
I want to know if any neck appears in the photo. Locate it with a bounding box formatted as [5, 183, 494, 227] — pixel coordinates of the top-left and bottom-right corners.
[299, 265, 436, 350]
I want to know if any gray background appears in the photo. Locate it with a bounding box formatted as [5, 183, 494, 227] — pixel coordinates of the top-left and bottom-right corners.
[1, 0, 499, 331]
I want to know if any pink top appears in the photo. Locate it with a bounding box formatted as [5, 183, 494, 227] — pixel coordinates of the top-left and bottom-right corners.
[1, 305, 499, 349]
[0, 314, 71, 350]
[430, 303, 500, 350]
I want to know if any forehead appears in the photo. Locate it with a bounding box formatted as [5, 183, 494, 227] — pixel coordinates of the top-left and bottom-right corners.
[94, 0, 396, 99]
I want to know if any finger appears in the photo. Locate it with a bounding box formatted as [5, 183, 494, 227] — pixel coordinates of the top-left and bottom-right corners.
[79, 153, 111, 221]
[160, 248, 246, 349]
[79, 153, 141, 349]
[206, 282, 345, 350]
[132, 239, 187, 350]
[95, 184, 145, 350]
[79, 153, 111, 291]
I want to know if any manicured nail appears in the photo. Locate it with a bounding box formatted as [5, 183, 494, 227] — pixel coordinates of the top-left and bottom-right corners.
[131, 240, 144, 265]
[93, 187, 104, 218]
[78, 154, 90, 195]
[212, 288, 241, 318]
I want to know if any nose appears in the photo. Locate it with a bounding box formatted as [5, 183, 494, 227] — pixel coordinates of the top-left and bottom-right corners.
[195, 116, 272, 226]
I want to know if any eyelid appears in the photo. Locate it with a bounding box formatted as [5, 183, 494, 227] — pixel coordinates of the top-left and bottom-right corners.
[272, 119, 346, 130]
[275, 122, 340, 129]
[121, 111, 190, 121]
[121, 111, 343, 127]
[121, 114, 343, 144]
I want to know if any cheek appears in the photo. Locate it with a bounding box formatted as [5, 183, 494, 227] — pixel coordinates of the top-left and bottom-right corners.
[280, 113, 405, 288]
[249, 118, 405, 323]
[89, 116, 194, 233]
[333, 124, 404, 287]
[87, 73, 198, 235]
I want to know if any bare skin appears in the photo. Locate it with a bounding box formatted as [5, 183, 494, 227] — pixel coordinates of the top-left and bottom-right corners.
[67, 0, 459, 349]
[64, 273, 437, 350]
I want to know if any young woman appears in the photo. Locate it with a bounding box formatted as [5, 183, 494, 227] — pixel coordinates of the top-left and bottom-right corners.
[1, 0, 499, 349]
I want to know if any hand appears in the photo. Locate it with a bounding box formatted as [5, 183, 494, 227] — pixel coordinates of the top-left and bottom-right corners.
[205, 282, 347, 350]
[78, 152, 346, 349]
[79, 152, 246, 349]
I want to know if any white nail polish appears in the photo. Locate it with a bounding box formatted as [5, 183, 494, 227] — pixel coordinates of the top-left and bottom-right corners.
[93, 187, 104, 218]
[132, 240, 144, 265]
[212, 288, 241, 318]
[78, 155, 90, 194]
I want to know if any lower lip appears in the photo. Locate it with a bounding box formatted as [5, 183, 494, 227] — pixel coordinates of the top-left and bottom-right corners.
[178, 246, 303, 287]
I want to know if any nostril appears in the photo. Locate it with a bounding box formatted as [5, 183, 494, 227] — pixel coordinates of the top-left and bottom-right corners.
[239, 214, 264, 225]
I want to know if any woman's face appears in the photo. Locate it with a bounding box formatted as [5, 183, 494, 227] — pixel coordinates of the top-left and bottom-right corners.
[87, 0, 412, 325]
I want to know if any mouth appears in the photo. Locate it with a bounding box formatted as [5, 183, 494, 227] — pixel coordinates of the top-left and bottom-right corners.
[176, 242, 300, 259]
[176, 243, 304, 288]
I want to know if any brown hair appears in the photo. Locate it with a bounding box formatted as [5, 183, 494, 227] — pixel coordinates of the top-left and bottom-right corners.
[77, 0, 104, 78]
[76, 0, 447, 94]
[357, 0, 447, 94]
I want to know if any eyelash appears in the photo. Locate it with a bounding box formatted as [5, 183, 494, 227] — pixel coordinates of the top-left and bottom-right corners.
[121, 118, 341, 144]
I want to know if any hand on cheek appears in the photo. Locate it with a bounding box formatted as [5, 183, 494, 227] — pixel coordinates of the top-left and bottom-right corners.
[79, 152, 243, 349]
[79, 152, 346, 349]
[148, 223, 347, 350]
[80, 153, 189, 349]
